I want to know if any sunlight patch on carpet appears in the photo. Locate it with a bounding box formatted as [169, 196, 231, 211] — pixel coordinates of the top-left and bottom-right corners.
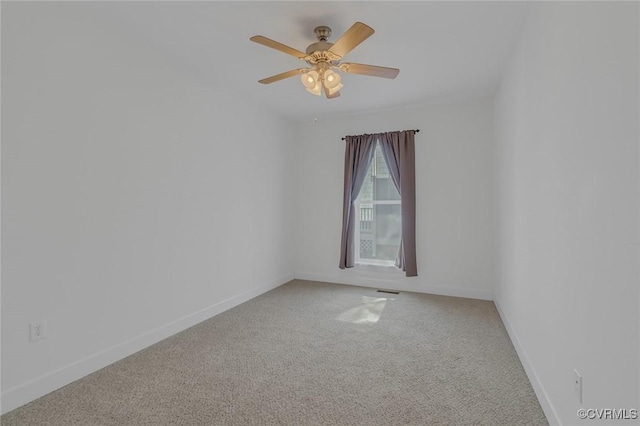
[337, 296, 391, 324]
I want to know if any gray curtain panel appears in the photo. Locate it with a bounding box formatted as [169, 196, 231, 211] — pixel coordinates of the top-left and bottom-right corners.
[339, 134, 376, 269]
[379, 131, 418, 277]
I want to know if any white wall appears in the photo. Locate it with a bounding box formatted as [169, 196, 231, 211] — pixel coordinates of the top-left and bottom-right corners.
[1, 3, 294, 413]
[494, 2, 639, 424]
[293, 99, 496, 300]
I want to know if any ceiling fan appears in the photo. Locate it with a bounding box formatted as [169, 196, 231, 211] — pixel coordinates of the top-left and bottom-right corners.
[250, 22, 399, 99]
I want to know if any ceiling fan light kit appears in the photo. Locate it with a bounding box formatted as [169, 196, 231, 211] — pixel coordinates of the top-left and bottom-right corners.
[251, 22, 399, 99]
[300, 63, 343, 97]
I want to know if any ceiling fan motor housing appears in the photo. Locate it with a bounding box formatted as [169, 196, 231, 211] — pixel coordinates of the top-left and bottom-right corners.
[305, 41, 333, 55]
[305, 41, 340, 65]
[305, 26, 341, 65]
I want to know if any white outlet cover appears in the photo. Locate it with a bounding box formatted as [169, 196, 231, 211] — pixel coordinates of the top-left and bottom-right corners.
[574, 369, 582, 404]
[29, 321, 47, 342]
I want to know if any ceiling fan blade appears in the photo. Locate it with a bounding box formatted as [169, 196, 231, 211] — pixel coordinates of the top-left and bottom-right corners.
[340, 62, 400, 79]
[250, 35, 307, 59]
[328, 22, 374, 58]
[258, 68, 308, 84]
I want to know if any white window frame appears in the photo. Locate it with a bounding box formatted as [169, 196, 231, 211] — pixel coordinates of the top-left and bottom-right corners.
[354, 147, 402, 267]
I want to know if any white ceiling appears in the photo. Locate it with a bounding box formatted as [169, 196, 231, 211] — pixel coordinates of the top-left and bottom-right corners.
[89, 1, 530, 121]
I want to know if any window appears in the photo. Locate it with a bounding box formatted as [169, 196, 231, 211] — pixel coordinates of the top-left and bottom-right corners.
[339, 130, 417, 276]
[354, 141, 402, 266]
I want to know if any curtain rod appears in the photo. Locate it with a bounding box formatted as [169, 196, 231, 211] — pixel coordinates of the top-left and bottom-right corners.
[341, 129, 420, 141]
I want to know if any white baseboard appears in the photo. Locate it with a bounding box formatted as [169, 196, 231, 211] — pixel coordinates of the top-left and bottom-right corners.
[1, 274, 293, 415]
[294, 272, 493, 301]
[493, 299, 562, 426]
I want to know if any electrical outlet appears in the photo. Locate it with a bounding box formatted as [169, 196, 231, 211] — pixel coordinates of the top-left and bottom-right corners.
[574, 369, 582, 404]
[29, 320, 47, 342]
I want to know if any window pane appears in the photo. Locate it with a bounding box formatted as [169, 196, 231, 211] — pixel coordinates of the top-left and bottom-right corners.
[360, 174, 373, 203]
[375, 177, 401, 201]
[373, 203, 401, 259]
[358, 203, 401, 262]
[372, 146, 400, 201]
[374, 147, 389, 178]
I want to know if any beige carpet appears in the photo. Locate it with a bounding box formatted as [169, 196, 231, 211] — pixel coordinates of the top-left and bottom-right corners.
[2, 280, 547, 425]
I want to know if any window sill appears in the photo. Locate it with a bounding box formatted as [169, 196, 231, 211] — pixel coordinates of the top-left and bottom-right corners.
[354, 263, 402, 273]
